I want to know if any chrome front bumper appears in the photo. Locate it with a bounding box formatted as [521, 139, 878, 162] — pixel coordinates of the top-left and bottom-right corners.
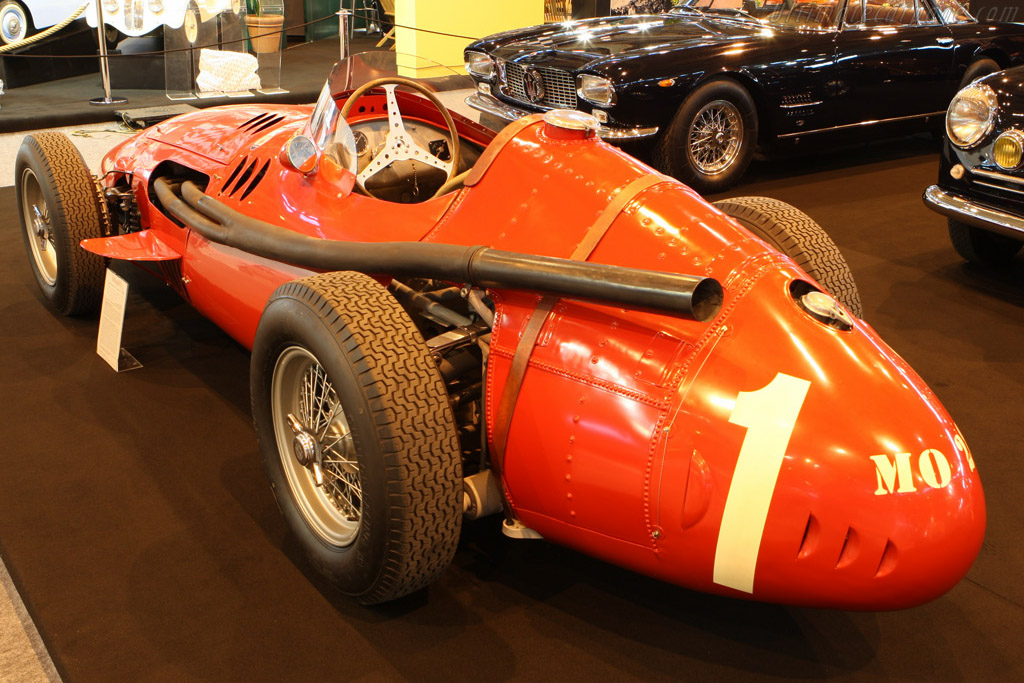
[466, 92, 660, 142]
[923, 185, 1024, 241]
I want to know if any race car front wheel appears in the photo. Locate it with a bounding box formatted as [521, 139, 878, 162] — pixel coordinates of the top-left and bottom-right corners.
[714, 195, 863, 318]
[251, 271, 462, 604]
[16, 133, 106, 316]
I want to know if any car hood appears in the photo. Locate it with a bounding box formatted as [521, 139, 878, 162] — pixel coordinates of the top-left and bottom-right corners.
[478, 14, 772, 72]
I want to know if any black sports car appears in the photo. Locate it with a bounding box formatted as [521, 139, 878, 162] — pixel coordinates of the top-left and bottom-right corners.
[924, 66, 1024, 265]
[464, 0, 1024, 193]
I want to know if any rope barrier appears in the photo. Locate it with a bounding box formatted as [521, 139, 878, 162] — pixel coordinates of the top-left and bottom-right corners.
[0, 3, 90, 54]
[0, 9, 481, 60]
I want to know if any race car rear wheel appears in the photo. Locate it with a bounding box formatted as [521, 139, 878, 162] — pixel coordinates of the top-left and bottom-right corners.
[16, 133, 106, 316]
[714, 196, 863, 317]
[948, 218, 1022, 266]
[251, 271, 462, 604]
[654, 79, 758, 195]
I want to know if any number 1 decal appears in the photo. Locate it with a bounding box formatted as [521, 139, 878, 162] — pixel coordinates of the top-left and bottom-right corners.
[713, 373, 810, 593]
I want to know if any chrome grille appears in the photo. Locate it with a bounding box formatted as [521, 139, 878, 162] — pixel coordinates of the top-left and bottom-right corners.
[503, 62, 578, 109]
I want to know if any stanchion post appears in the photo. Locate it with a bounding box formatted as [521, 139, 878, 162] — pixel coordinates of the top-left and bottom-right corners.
[89, 0, 127, 106]
[339, 9, 353, 60]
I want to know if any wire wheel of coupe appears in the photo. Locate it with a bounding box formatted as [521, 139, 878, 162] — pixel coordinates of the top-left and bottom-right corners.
[688, 99, 743, 176]
[272, 346, 363, 546]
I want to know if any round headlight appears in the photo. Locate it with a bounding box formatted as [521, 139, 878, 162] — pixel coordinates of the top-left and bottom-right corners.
[946, 83, 997, 149]
[149, 0, 164, 13]
[577, 74, 616, 107]
[465, 52, 494, 79]
[102, 0, 118, 13]
[993, 129, 1024, 170]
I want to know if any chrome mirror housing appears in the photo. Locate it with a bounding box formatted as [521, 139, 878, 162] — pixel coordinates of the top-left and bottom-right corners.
[281, 135, 320, 174]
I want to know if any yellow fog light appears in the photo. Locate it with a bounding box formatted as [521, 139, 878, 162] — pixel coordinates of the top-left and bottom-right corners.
[993, 130, 1024, 170]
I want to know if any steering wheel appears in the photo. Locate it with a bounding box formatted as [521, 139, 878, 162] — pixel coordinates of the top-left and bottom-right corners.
[338, 77, 462, 200]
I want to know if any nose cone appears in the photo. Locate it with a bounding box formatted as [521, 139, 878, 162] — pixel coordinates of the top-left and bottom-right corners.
[679, 272, 985, 610]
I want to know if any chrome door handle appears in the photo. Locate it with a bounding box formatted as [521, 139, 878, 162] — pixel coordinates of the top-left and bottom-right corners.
[936, 37, 954, 45]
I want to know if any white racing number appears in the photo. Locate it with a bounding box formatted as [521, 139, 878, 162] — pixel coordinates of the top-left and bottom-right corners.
[713, 373, 810, 593]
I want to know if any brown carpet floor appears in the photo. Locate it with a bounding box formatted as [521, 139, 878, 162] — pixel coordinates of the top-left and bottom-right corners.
[1, 135, 1022, 681]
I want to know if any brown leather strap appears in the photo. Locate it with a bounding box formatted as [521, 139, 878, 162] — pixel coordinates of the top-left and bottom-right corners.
[464, 114, 546, 187]
[490, 173, 670, 471]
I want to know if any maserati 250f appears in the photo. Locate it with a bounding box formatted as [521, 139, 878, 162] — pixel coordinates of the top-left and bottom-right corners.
[16, 52, 984, 610]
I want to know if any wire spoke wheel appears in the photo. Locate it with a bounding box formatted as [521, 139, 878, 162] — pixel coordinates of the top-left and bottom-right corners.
[20, 168, 57, 286]
[252, 271, 462, 603]
[272, 345, 362, 547]
[687, 99, 743, 176]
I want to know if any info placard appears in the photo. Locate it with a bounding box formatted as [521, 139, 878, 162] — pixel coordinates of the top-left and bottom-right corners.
[96, 269, 141, 372]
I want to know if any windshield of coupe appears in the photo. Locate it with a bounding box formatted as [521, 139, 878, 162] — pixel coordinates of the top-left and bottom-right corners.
[673, 0, 842, 30]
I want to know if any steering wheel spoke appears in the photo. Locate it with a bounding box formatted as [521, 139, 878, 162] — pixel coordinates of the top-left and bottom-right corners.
[339, 76, 462, 200]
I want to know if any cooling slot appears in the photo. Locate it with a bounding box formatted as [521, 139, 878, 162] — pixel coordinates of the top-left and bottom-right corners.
[228, 159, 259, 197]
[250, 114, 286, 135]
[239, 159, 272, 201]
[221, 156, 248, 194]
[874, 539, 898, 578]
[240, 112, 275, 132]
[835, 527, 860, 569]
[796, 512, 820, 559]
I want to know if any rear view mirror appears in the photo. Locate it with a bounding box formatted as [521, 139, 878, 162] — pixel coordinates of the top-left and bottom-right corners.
[280, 135, 320, 174]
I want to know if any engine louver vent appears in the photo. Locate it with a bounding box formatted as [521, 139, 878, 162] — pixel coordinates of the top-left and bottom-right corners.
[227, 159, 260, 197]
[221, 156, 248, 195]
[239, 159, 272, 201]
[239, 113, 275, 131]
[238, 112, 286, 135]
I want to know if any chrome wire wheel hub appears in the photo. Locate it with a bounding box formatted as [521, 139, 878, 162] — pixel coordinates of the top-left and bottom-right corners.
[20, 168, 57, 286]
[687, 99, 743, 176]
[272, 346, 362, 546]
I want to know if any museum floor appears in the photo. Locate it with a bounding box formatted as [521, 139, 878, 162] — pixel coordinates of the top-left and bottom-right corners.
[1, 120, 1023, 678]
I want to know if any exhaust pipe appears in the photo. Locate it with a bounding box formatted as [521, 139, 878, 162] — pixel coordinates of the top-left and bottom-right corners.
[154, 178, 723, 322]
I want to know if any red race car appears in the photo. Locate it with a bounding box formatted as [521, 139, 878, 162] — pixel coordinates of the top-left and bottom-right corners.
[16, 52, 983, 610]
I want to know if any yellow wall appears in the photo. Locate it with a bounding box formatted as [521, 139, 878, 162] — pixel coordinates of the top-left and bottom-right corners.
[395, 0, 544, 76]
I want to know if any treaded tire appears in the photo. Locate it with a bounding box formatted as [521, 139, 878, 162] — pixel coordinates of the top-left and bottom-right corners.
[714, 196, 863, 317]
[251, 271, 462, 604]
[948, 218, 1022, 266]
[16, 132, 106, 316]
[653, 79, 758, 195]
[960, 58, 1000, 88]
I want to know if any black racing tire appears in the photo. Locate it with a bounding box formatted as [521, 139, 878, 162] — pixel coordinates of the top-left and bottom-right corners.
[16, 133, 106, 316]
[714, 196, 863, 317]
[948, 218, 1022, 266]
[251, 271, 462, 604]
[960, 58, 1000, 88]
[0, 0, 32, 46]
[653, 79, 758, 195]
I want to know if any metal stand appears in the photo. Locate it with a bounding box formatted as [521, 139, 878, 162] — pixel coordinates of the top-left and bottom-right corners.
[339, 9, 353, 60]
[88, 0, 126, 106]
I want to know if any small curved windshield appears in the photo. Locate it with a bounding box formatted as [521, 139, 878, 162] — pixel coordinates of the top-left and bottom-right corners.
[674, 0, 842, 30]
[308, 83, 358, 175]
